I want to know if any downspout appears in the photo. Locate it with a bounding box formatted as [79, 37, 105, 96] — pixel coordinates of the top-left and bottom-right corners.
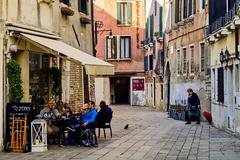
[91, 0, 96, 57]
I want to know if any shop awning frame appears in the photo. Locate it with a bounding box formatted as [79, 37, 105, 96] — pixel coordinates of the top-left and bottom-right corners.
[20, 33, 114, 75]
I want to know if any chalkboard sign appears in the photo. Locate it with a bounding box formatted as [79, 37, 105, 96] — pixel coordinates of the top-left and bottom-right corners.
[5, 103, 33, 151]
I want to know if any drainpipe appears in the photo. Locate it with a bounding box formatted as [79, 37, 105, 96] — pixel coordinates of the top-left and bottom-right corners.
[91, 0, 96, 57]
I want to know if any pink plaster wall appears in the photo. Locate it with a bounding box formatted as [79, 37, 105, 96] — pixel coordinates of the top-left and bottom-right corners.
[94, 0, 145, 73]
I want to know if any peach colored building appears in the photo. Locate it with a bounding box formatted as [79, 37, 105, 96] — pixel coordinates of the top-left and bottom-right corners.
[94, 0, 146, 106]
[164, 0, 211, 113]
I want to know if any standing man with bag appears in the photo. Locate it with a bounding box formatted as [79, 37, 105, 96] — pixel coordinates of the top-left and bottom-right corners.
[186, 88, 201, 124]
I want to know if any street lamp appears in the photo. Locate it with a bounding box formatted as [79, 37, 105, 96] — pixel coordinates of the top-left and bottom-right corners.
[94, 20, 113, 57]
[220, 49, 224, 64]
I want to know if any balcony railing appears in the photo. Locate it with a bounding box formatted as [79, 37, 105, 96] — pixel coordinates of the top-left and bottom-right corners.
[208, 1, 240, 35]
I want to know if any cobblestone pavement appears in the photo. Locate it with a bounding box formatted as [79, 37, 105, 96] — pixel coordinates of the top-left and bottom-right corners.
[1, 105, 240, 160]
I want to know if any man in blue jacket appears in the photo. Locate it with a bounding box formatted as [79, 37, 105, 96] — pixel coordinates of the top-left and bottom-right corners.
[67, 100, 97, 131]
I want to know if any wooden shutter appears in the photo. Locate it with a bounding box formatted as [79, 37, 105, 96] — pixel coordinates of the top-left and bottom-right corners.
[149, 55, 153, 70]
[159, 6, 163, 37]
[144, 56, 149, 71]
[117, 3, 121, 24]
[146, 18, 149, 39]
[150, 15, 154, 42]
[127, 2, 132, 24]
[217, 67, 224, 103]
[175, 0, 179, 23]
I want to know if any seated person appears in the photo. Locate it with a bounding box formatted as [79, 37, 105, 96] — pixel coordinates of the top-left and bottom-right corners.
[64, 103, 73, 118]
[65, 101, 97, 145]
[57, 100, 65, 114]
[95, 101, 112, 127]
[40, 99, 60, 136]
[67, 100, 97, 131]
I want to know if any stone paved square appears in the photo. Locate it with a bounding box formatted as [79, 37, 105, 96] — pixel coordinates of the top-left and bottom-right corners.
[1, 105, 240, 160]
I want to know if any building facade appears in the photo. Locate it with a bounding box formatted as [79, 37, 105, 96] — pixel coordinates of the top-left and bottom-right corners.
[164, 0, 211, 112]
[0, 0, 113, 150]
[94, 0, 146, 106]
[208, 0, 240, 136]
[144, 0, 165, 110]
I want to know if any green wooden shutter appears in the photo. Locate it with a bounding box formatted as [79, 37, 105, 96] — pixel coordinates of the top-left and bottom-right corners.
[127, 2, 132, 24]
[150, 14, 153, 42]
[146, 18, 149, 39]
[117, 2, 121, 24]
[159, 6, 163, 37]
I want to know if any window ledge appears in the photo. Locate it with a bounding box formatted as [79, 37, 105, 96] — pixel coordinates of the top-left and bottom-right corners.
[106, 58, 132, 61]
[117, 24, 132, 27]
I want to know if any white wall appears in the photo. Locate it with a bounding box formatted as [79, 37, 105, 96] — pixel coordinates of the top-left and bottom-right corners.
[95, 77, 110, 106]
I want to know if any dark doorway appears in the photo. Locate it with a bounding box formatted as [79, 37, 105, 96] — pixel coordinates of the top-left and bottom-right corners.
[110, 77, 130, 104]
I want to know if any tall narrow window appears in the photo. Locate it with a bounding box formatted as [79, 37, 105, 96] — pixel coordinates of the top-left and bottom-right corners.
[144, 56, 149, 71]
[190, 46, 194, 73]
[177, 50, 181, 74]
[217, 67, 224, 103]
[120, 36, 131, 58]
[106, 36, 117, 59]
[161, 84, 164, 100]
[200, 43, 205, 72]
[117, 2, 132, 25]
[236, 64, 239, 92]
[150, 14, 154, 42]
[169, 2, 173, 29]
[149, 55, 153, 70]
[183, 48, 187, 74]
[175, 0, 180, 23]
[159, 6, 163, 37]
[189, 0, 195, 16]
[183, 0, 188, 19]
[154, 0, 157, 16]
[199, 0, 205, 11]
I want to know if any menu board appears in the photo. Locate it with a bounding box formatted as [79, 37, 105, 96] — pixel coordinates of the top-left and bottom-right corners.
[5, 103, 33, 151]
[132, 79, 144, 91]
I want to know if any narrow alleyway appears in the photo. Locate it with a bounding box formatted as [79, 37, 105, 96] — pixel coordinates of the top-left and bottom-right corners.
[0, 105, 240, 160]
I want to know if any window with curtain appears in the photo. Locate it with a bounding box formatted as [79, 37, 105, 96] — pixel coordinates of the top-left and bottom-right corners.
[117, 2, 132, 25]
[120, 36, 131, 58]
[199, 0, 205, 11]
[106, 36, 117, 59]
[200, 43, 205, 72]
[190, 46, 195, 73]
[189, 0, 196, 16]
[182, 48, 187, 74]
[106, 36, 131, 59]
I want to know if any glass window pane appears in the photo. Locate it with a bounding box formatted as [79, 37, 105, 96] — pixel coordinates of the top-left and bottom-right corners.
[125, 38, 130, 58]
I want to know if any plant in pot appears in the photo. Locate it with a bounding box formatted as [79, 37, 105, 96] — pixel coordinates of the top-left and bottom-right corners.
[5, 59, 32, 153]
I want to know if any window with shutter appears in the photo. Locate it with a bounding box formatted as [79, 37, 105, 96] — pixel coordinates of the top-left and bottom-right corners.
[200, 43, 205, 72]
[117, 2, 132, 26]
[183, 0, 188, 19]
[183, 48, 187, 74]
[159, 6, 163, 37]
[144, 56, 149, 71]
[190, 46, 194, 73]
[146, 18, 149, 39]
[217, 67, 224, 103]
[177, 50, 181, 74]
[150, 14, 154, 42]
[175, 0, 179, 23]
[149, 55, 153, 70]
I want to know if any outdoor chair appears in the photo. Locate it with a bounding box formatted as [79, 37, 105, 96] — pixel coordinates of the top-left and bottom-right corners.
[97, 111, 113, 138]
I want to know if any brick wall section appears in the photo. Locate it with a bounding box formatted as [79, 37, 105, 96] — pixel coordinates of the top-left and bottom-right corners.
[69, 62, 83, 112]
[89, 75, 95, 102]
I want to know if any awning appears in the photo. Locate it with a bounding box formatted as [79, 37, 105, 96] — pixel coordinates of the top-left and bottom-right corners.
[20, 33, 114, 75]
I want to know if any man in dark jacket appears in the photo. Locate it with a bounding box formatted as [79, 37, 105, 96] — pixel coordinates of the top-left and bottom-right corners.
[186, 88, 201, 124]
[95, 101, 112, 127]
